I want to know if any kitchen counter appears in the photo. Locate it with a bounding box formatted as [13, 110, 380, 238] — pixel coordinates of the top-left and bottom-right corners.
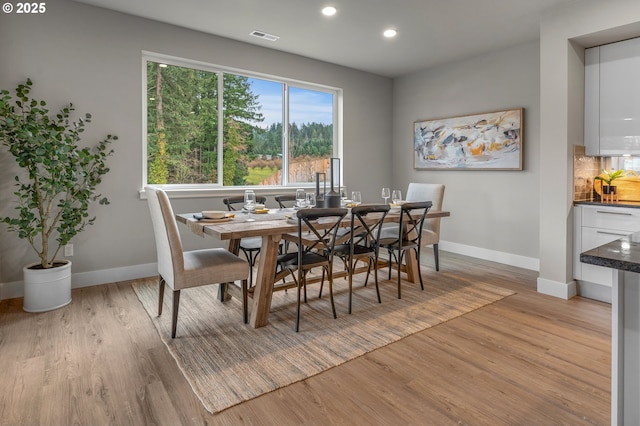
[581, 232, 640, 425]
[575, 200, 640, 208]
[581, 231, 640, 272]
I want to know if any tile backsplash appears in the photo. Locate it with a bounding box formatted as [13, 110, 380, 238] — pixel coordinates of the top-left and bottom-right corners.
[574, 145, 600, 201]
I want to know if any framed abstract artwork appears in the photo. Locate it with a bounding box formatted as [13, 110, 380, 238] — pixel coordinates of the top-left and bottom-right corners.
[413, 108, 524, 170]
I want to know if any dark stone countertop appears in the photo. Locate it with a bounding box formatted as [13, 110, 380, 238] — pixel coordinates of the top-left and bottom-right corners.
[581, 231, 640, 273]
[575, 200, 640, 209]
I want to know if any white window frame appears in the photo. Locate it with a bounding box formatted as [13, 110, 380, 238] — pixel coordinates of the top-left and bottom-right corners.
[141, 51, 343, 197]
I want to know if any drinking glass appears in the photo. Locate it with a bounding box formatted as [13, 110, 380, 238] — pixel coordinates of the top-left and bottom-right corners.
[381, 187, 390, 205]
[305, 192, 316, 208]
[244, 190, 256, 212]
[351, 191, 362, 206]
[392, 190, 402, 204]
[296, 188, 306, 208]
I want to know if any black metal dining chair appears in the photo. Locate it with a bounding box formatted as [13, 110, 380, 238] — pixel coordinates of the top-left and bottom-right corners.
[332, 204, 390, 314]
[273, 194, 299, 254]
[275, 207, 348, 331]
[274, 194, 297, 208]
[379, 201, 432, 299]
[222, 195, 268, 287]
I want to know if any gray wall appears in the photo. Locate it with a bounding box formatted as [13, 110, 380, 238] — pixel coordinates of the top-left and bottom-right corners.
[391, 41, 541, 266]
[0, 0, 392, 292]
[4, 0, 640, 301]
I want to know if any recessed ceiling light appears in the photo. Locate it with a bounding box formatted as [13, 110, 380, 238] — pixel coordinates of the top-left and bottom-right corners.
[322, 6, 337, 16]
[383, 29, 397, 38]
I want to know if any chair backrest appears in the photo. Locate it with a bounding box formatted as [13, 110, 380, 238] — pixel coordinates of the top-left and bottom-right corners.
[296, 208, 348, 256]
[145, 186, 184, 288]
[399, 201, 433, 247]
[223, 195, 268, 211]
[406, 183, 445, 240]
[349, 204, 390, 253]
[274, 194, 297, 208]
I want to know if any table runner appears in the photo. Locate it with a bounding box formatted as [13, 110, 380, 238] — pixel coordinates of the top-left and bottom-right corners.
[185, 208, 293, 237]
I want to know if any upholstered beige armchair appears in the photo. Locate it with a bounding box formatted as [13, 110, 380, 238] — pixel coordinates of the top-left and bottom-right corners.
[405, 183, 445, 271]
[146, 186, 250, 338]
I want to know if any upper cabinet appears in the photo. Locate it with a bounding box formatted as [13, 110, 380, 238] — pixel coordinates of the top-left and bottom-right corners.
[585, 37, 640, 156]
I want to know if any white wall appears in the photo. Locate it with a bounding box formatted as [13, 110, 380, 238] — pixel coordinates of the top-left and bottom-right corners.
[392, 41, 541, 269]
[0, 0, 392, 296]
[538, 0, 640, 299]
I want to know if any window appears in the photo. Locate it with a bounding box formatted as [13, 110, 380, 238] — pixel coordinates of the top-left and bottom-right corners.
[143, 53, 339, 189]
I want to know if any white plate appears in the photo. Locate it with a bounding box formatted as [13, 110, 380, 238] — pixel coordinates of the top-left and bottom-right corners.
[202, 210, 227, 219]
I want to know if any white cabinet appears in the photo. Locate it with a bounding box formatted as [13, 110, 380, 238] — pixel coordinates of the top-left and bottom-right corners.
[574, 205, 640, 302]
[584, 46, 600, 156]
[584, 37, 640, 156]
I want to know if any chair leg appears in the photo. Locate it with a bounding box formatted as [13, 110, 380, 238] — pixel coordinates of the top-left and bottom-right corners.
[158, 276, 165, 316]
[242, 279, 248, 324]
[387, 249, 399, 281]
[416, 248, 425, 291]
[348, 261, 354, 314]
[171, 289, 181, 338]
[363, 258, 371, 287]
[303, 270, 308, 303]
[295, 273, 303, 332]
[372, 258, 381, 304]
[318, 269, 325, 299]
[397, 250, 403, 299]
[241, 248, 259, 288]
[327, 265, 337, 319]
[433, 243, 440, 271]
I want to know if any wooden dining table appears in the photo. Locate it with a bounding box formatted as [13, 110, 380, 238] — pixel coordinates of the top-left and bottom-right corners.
[176, 207, 450, 328]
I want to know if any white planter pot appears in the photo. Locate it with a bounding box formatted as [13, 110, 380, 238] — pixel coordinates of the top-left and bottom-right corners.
[23, 260, 72, 312]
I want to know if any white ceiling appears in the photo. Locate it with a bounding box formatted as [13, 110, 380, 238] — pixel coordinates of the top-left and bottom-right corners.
[73, 0, 580, 78]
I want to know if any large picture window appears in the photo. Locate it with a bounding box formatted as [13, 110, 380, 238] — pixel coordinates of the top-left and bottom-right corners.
[144, 53, 339, 188]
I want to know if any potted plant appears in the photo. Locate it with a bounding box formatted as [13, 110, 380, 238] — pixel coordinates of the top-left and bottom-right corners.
[594, 169, 626, 196]
[0, 79, 116, 312]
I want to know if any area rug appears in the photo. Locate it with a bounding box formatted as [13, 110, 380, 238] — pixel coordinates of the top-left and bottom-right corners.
[133, 272, 514, 413]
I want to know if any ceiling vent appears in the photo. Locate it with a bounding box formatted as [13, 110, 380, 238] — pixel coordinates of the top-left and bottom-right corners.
[250, 30, 280, 42]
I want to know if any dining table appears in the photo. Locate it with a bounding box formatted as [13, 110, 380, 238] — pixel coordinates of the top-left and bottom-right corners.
[176, 206, 450, 328]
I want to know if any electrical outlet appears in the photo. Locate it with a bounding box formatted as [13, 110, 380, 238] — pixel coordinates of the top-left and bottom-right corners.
[64, 244, 74, 257]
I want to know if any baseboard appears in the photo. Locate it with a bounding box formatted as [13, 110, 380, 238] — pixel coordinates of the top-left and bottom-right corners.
[439, 240, 540, 271]
[0, 263, 157, 301]
[437, 241, 581, 299]
[577, 280, 612, 303]
[0, 241, 542, 301]
[536, 277, 578, 300]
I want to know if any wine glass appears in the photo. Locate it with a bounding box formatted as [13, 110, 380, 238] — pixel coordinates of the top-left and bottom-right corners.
[392, 190, 402, 204]
[296, 188, 306, 208]
[351, 191, 361, 206]
[244, 190, 256, 212]
[381, 187, 390, 205]
[305, 192, 316, 208]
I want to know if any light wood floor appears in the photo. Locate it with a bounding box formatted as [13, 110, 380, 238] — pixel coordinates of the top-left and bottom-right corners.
[0, 252, 610, 425]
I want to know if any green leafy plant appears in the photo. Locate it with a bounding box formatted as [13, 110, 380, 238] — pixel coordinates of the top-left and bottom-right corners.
[0, 79, 117, 269]
[594, 169, 626, 186]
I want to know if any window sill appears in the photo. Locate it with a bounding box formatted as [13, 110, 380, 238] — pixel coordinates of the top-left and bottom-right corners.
[138, 185, 316, 200]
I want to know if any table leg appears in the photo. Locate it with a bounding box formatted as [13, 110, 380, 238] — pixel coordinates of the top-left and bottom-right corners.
[405, 250, 418, 283]
[250, 234, 281, 328]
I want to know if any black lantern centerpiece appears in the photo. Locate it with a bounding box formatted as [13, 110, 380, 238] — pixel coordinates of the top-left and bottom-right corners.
[315, 158, 342, 208]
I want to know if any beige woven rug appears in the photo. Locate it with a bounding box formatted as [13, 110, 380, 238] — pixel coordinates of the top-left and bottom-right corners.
[133, 271, 514, 413]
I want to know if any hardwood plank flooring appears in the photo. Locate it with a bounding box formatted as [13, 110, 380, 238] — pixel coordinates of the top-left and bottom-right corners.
[0, 252, 610, 425]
